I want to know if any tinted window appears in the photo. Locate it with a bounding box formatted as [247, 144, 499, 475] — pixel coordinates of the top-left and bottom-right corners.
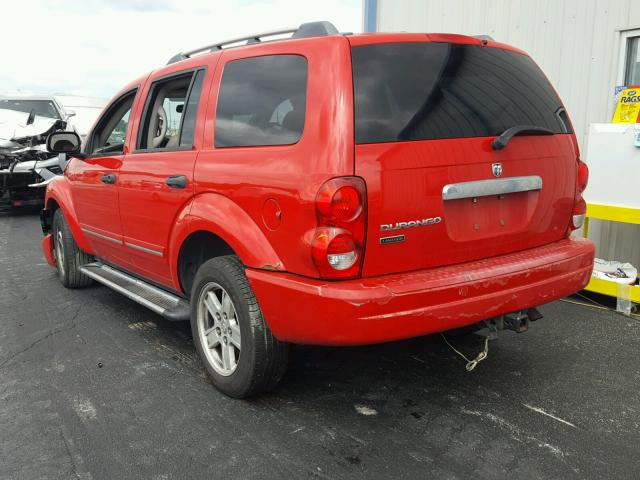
[352, 43, 571, 144]
[179, 70, 205, 147]
[215, 55, 308, 147]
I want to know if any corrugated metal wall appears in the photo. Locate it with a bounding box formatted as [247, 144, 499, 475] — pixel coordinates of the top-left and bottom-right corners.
[376, 0, 640, 267]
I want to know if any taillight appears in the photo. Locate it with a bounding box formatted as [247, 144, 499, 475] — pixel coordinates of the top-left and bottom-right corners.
[569, 159, 589, 231]
[576, 159, 589, 194]
[571, 197, 586, 230]
[311, 177, 366, 279]
[316, 184, 363, 222]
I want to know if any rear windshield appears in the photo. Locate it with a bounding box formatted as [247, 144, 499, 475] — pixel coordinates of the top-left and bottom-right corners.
[352, 43, 571, 144]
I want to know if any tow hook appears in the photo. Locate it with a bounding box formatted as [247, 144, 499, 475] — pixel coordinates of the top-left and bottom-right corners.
[485, 308, 543, 335]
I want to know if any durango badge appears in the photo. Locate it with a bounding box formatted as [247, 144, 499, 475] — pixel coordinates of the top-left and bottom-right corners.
[380, 217, 442, 232]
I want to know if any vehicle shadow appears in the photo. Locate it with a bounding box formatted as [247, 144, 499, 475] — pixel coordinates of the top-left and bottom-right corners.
[121, 294, 546, 408]
[81, 267, 562, 416]
[273, 328, 542, 406]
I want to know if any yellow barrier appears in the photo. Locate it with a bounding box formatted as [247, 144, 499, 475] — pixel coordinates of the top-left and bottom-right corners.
[582, 203, 640, 302]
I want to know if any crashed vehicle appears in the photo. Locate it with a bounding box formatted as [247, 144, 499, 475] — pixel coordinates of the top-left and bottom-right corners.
[40, 22, 595, 398]
[0, 96, 76, 210]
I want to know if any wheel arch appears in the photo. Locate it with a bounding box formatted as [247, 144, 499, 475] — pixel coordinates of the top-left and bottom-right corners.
[43, 179, 92, 253]
[173, 192, 285, 296]
[177, 230, 236, 296]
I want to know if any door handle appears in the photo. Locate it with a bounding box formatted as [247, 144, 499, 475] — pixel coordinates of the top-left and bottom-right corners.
[165, 175, 187, 189]
[101, 173, 116, 184]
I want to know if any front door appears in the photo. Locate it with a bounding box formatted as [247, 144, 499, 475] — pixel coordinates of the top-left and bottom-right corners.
[117, 69, 207, 287]
[69, 89, 138, 261]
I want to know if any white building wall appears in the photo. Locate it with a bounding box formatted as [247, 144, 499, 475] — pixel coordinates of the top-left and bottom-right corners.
[376, 0, 640, 267]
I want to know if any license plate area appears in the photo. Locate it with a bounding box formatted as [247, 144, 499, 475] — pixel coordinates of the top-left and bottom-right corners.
[443, 190, 538, 241]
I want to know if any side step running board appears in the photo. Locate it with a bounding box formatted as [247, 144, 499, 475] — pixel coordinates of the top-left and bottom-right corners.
[80, 263, 190, 321]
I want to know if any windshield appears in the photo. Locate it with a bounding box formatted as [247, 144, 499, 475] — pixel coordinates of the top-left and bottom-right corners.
[351, 43, 571, 144]
[0, 99, 61, 120]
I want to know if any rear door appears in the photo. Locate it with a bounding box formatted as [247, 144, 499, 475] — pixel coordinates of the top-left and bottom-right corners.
[116, 68, 207, 286]
[350, 40, 578, 277]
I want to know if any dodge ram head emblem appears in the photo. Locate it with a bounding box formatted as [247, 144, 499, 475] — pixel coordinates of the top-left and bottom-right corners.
[492, 163, 503, 177]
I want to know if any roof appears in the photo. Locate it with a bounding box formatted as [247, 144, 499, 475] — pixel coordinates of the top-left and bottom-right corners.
[165, 22, 526, 67]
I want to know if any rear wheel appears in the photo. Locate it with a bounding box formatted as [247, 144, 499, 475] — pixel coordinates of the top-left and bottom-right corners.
[190, 255, 289, 398]
[52, 209, 93, 288]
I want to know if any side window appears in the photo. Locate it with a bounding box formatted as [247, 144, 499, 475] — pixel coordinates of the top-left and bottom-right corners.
[138, 69, 205, 151]
[215, 55, 308, 147]
[179, 70, 205, 147]
[104, 110, 130, 146]
[88, 91, 136, 155]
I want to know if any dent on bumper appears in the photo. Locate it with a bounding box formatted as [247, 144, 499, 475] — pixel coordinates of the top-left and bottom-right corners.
[247, 237, 595, 346]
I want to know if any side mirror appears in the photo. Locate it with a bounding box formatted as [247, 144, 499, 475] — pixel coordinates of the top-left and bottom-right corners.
[65, 109, 77, 119]
[46, 131, 82, 155]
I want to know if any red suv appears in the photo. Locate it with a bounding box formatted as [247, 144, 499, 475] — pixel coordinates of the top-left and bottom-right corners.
[40, 22, 595, 397]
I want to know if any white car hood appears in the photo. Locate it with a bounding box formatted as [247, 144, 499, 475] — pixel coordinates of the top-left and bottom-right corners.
[0, 108, 60, 148]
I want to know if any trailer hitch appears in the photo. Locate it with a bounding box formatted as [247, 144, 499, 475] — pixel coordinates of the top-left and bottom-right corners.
[444, 308, 544, 372]
[483, 308, 543, 336]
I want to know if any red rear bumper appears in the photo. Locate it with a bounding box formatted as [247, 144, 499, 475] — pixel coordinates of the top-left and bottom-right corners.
[247, 237, 595, 346]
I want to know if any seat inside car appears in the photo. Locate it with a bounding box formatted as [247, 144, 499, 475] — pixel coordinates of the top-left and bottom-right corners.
[146, 79, 190, 149]
[149, 104, 167, 148]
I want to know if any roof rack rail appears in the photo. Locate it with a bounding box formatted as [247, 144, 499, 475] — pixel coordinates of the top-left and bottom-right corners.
[167, 21, 339, 65]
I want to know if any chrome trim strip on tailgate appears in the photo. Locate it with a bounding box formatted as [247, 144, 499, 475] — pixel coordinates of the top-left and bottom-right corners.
[442, 176, 543, 201]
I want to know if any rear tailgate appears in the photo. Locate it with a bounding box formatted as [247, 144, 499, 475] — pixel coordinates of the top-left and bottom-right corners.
[350, 39, 578, 277]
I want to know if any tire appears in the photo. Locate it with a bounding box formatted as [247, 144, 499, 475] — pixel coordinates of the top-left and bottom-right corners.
[52, 209, 93, 288]
[190, 255, 289, 398]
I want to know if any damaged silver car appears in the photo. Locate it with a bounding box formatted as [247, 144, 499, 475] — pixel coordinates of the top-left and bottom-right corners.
[0, 96, 74, 210]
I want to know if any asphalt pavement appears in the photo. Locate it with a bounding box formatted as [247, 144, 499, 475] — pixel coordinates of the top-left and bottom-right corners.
[1, 211, 639, 480]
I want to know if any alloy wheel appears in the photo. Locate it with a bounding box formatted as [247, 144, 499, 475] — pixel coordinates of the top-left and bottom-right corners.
[196, 282, 241, 376]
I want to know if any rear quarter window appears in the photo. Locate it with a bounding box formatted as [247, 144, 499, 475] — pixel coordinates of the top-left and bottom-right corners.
[215, 54, 308, 147]
[352, 43, 571, 144]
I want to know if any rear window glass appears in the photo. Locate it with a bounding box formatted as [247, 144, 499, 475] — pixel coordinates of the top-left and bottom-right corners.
[215, 55, 308, 147]
[352, 43, 571, 144]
